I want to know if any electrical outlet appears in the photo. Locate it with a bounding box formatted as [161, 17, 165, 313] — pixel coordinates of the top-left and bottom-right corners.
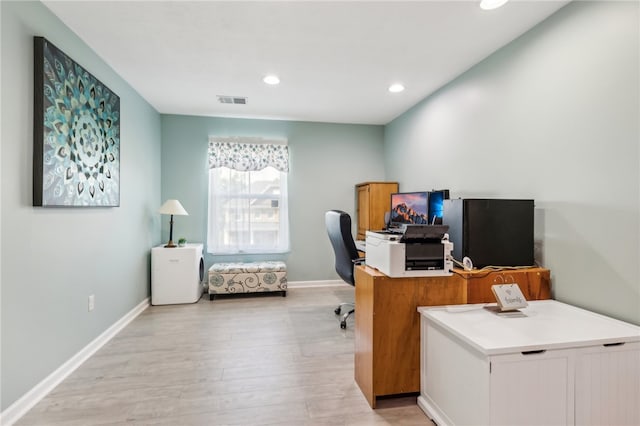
[88, 294, 95, 312]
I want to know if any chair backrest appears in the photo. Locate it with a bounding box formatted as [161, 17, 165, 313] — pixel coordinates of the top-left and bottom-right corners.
[325, 210, 360, 286]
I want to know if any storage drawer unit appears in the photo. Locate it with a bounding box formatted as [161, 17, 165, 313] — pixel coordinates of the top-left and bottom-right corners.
[418, 300, 640, 426]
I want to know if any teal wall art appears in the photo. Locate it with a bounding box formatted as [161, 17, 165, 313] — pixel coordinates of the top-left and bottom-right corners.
[33, 36, 120, 207]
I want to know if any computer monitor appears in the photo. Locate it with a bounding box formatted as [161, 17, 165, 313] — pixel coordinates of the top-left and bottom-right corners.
[389, 192, 429, 226]
[428, 189, 450, 225]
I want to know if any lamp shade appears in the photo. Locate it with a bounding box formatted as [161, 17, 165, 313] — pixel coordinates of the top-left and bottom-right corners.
[158, 199, 189, 216]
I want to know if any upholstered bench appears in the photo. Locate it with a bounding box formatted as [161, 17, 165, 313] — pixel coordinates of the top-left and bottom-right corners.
[208, 261, 287, 299]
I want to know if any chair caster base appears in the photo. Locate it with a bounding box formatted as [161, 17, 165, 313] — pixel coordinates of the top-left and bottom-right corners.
[335, 307, 342, 315]
[340, 321, 347, 329]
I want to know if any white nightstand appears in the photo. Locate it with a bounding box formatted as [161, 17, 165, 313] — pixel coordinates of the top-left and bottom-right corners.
[151, 243, 204, 305]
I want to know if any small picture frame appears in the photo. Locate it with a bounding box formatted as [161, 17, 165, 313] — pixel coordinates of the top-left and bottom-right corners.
[491, 283, 528, 311]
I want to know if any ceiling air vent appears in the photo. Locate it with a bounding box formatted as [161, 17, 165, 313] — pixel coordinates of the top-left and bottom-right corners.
[217, 95, 248, 105]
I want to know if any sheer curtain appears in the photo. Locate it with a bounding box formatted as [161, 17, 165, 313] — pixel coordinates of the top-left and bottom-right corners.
[207, 137, 290, 254]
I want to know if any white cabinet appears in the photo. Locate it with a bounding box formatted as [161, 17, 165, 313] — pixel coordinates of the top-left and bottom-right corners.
[575, 343, 640, 425]
[418, 300, 640, 426]
[151, 243, 204, 305]
[489, 348, 574, 424]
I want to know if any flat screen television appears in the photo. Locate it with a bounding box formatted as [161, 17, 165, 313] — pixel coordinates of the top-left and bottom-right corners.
[428, 189, 450, 225]
[390, 192, 429, 226]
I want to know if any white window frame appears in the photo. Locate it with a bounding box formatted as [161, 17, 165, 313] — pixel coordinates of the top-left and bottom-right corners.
[206, 138, 290, 254]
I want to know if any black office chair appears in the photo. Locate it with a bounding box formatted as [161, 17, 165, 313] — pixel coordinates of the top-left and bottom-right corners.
[325, 210, 364, 329]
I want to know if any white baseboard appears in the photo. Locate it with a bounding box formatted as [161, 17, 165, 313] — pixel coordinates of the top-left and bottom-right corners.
[287, 280, 351, 288]
[0, 298, 150, 426]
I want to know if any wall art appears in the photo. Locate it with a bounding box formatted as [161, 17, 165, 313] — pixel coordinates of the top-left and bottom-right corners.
[33, 36, 120, 206]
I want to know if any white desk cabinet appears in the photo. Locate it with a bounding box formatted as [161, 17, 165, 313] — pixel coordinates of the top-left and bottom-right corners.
[418, 300, 640, 426]
[151, 244, 204, 305]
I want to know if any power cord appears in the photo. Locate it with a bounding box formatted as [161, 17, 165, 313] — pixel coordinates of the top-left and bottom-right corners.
[449, 255, 539, 276]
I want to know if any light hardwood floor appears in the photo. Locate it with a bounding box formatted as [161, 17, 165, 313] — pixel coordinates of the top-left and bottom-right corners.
[18, 286, 433, 425]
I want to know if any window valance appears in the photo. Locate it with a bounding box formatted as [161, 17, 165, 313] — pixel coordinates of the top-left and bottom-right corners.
[208, 137, 289, 172]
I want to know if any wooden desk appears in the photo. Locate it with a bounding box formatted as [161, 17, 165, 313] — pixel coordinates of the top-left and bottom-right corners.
[353, 265, 551, 408]
[457, 266, 551, 303]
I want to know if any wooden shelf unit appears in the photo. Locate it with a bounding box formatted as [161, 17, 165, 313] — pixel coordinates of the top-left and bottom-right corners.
[355, 182, 398, 240]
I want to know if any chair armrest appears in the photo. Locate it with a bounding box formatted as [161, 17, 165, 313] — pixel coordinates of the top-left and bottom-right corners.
[353, 257, 366, 265]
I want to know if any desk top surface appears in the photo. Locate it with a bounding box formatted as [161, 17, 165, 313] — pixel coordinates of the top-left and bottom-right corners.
[419, 300, 640, 355]
[356, 264, 548, 278]
[452, 266, 549, 277]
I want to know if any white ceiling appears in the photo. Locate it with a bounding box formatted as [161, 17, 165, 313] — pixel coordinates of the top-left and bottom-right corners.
[42, 0, 569, 125]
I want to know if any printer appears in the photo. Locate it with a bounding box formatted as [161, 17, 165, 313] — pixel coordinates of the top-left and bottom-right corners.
[365, 224, 453, 278]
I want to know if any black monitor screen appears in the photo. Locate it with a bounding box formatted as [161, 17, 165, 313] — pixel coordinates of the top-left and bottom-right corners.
[390, 192, 429, 225]
[428, 189, 450, 225]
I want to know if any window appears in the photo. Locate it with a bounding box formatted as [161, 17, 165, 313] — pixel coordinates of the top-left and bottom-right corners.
[207, 137, 289, 254]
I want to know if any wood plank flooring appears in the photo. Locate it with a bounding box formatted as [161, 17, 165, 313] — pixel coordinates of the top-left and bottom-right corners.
[17, 286, 433, 425]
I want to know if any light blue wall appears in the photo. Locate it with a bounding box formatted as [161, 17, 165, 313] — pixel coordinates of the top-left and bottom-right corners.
[1, 0, 636, 415]
[385, 1, 639, 324]
[160, 115, 385, 281]
[1, 1, 162, 410]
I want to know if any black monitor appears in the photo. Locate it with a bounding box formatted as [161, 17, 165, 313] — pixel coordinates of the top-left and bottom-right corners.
[428, 189, 450, 225]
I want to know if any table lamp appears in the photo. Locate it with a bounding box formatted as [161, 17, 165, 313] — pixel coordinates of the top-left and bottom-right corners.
[159, 199, 189, 248]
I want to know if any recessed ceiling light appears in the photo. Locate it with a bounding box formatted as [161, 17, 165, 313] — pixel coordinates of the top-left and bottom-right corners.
[480, 0, 509, 10]
[388, 83, 405, 93]
[263, 75, 280, 85]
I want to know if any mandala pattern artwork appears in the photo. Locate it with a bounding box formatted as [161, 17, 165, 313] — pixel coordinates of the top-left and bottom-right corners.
[38, 38, 120, 206]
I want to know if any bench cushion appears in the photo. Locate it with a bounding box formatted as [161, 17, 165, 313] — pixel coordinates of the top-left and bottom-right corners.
[208, 261, 287, 295]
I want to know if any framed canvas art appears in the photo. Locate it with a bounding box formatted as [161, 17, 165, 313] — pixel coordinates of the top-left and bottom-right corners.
[33, 36, 120, 207]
